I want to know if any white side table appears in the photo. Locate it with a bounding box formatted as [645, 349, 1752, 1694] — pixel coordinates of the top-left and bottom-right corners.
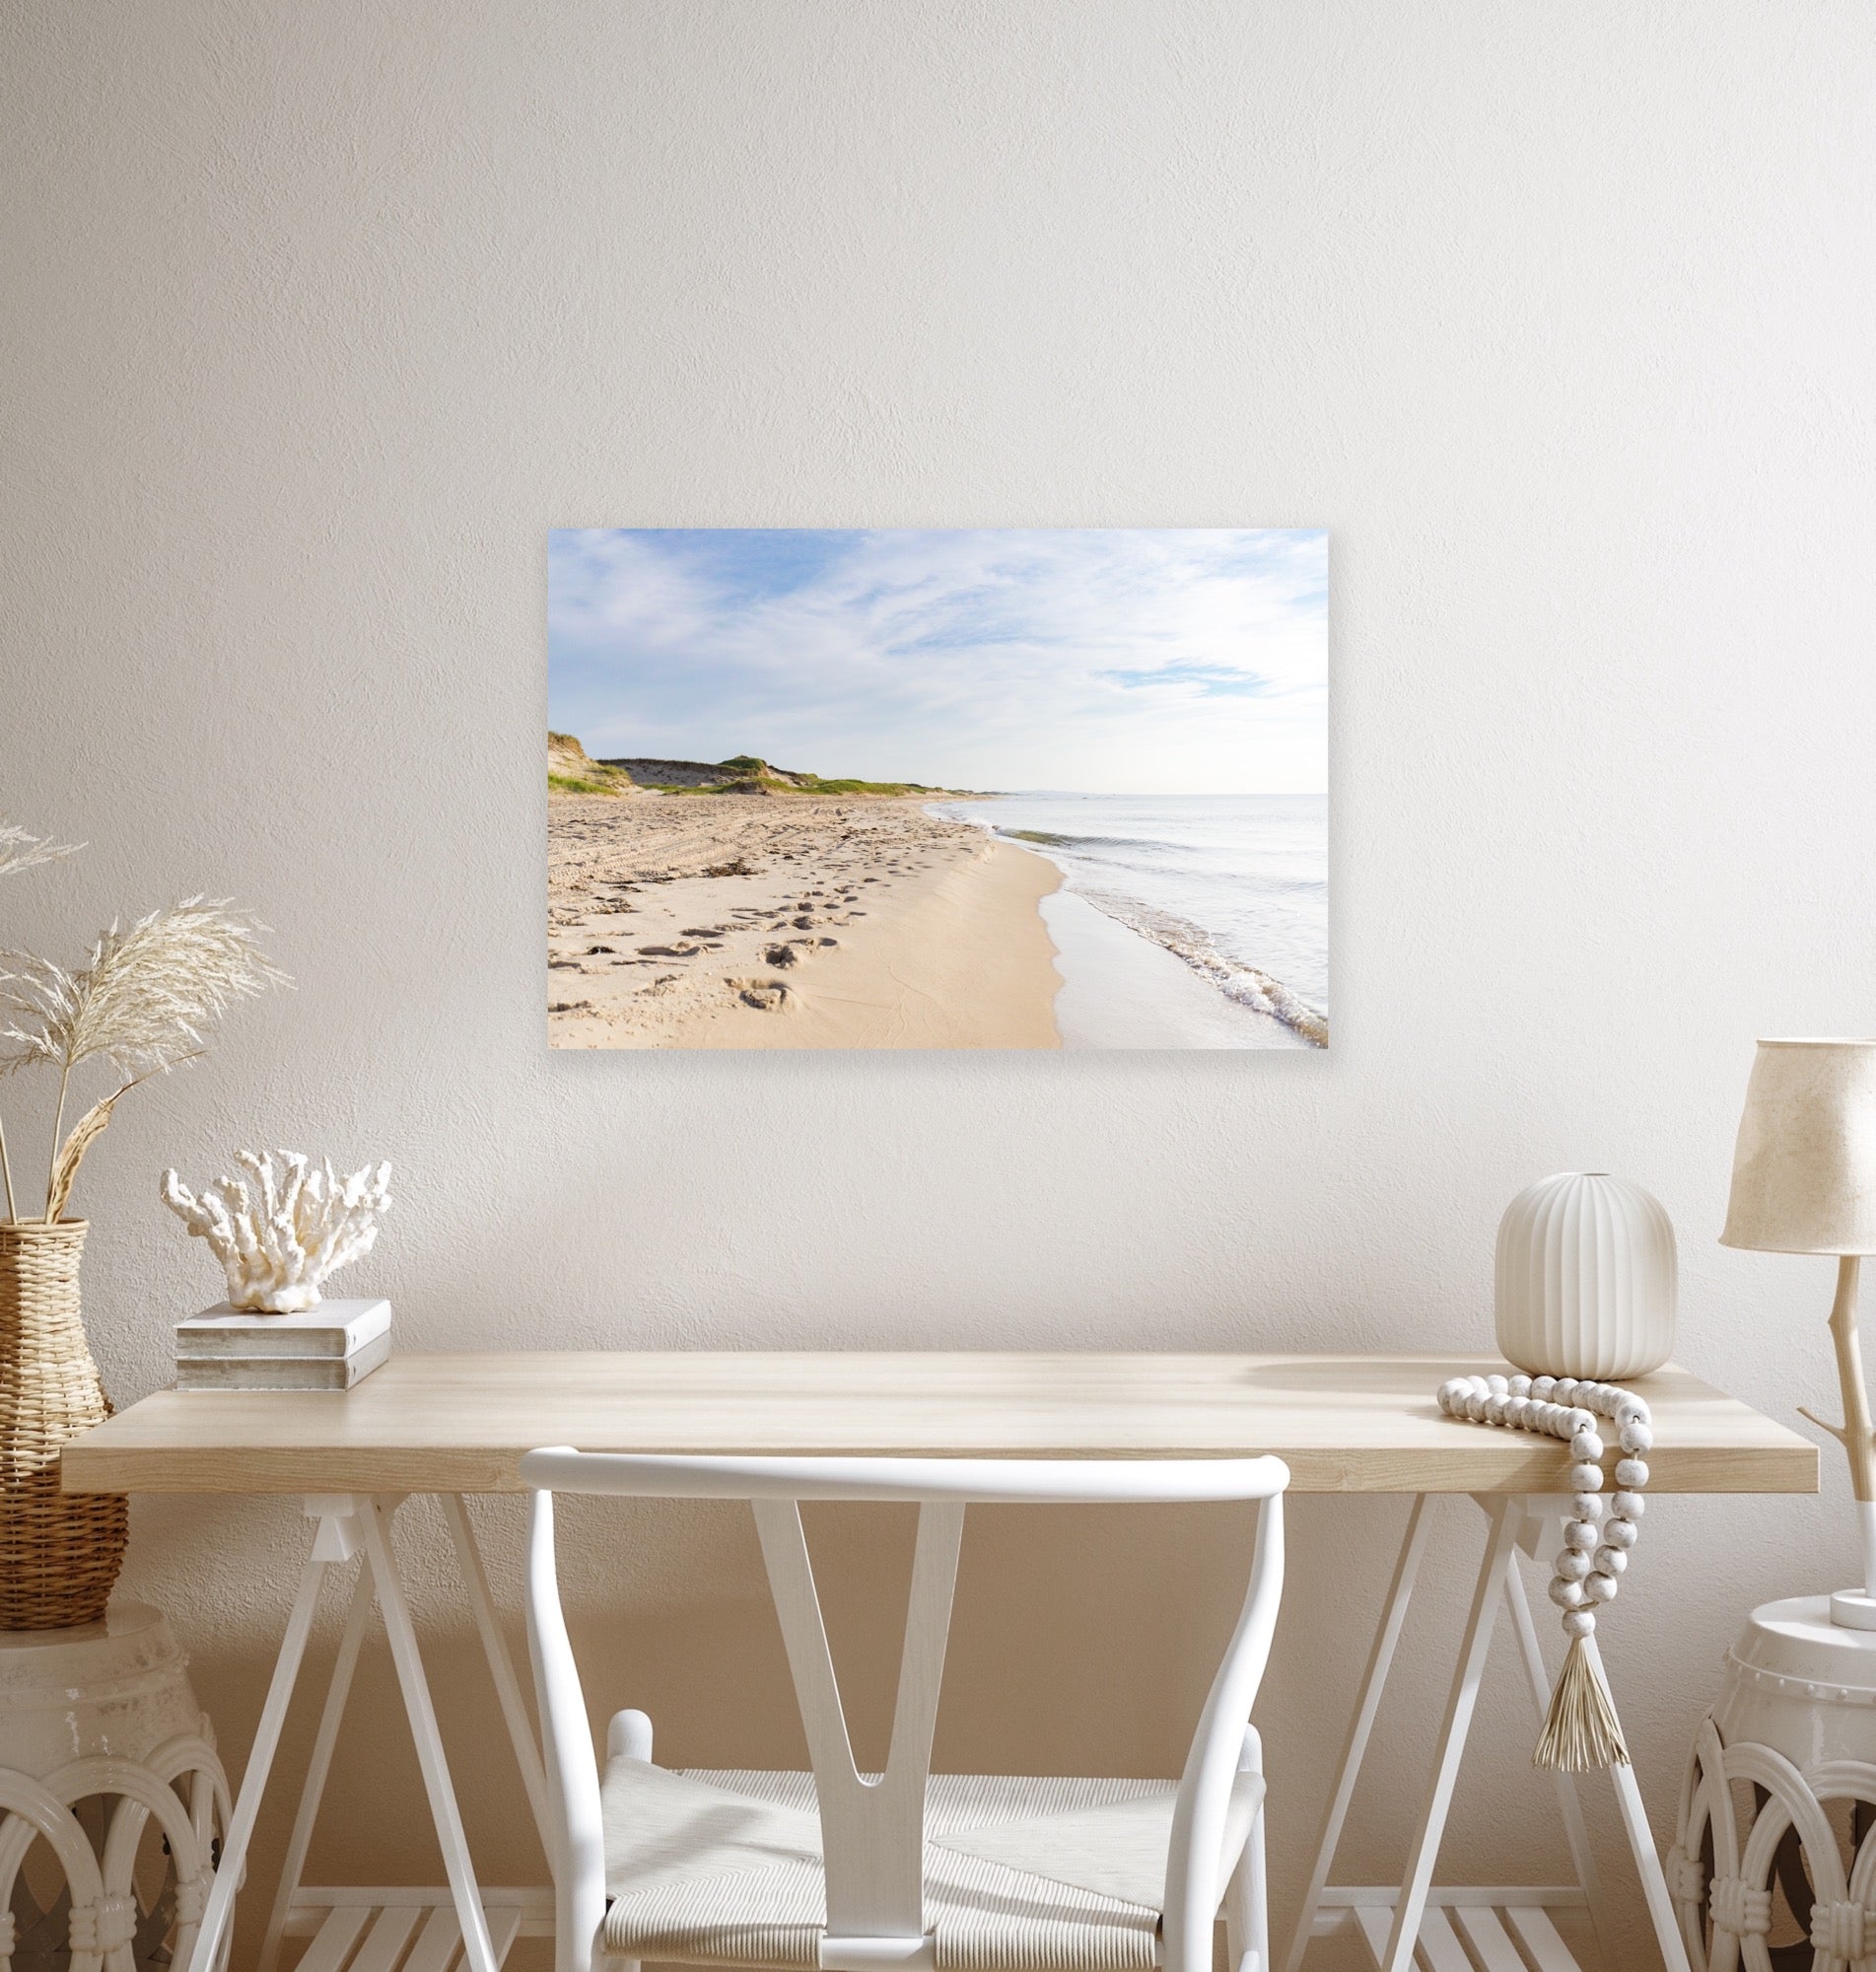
[0, 1603, 229, 1972]
[1672, 1595, 1876, 1970]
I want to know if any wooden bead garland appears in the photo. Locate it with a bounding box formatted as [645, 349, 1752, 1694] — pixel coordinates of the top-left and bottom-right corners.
[1436, 1371, 1652, 1771]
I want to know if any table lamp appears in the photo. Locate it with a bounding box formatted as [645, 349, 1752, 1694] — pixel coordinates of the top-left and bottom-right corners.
[1722, 1037, 1876, 1629]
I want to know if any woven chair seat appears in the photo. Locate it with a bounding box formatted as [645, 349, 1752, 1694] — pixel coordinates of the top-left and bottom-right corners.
[600, 1761, 1264, 1972]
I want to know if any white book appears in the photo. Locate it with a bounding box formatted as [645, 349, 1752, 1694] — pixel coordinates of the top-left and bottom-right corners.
[175, 1298, 391, 1359]
[174, 1330, 392, 1391]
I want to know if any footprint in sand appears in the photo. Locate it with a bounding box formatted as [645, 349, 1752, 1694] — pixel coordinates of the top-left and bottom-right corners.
[761, 944, 799, 967]
[638, 943, 702, 957]
[731, 979, 792, 1012]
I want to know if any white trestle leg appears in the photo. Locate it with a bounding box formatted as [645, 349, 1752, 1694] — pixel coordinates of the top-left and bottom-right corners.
[257, 1557, 379, 1972]
[1378, 1498, 1523, 1972]
[1286, 1493, 1694, 1972]
[1499, 1514, 1616, 1972]
[195, 1494, 557, 1972]
[182, 1503, 354, 1972]
[445, 1495, 555, 1855]
[358, 1497, 503, 1972]
[1604, 1672, 1690, 1972]
[1283, 1498, 1431, 1972]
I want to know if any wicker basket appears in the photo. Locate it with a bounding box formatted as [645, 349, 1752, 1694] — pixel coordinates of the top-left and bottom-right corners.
[0, 1220, 129, 1629]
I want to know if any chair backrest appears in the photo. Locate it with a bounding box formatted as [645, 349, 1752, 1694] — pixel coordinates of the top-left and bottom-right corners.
[521, 1450, 1287, 1969]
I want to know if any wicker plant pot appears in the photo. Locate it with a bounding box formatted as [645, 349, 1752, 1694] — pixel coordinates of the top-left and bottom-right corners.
[0, 1220, 128, 1629]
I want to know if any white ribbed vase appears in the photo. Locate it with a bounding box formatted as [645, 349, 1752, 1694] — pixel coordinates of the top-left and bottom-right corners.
[1494, 1172, 1678, 1378]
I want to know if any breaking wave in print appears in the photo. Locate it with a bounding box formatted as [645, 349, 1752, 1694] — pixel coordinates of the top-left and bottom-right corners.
[929, 793, 1329, 1047]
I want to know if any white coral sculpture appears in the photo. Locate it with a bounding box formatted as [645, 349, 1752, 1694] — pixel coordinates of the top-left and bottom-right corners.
[160, 1151, 392, 1313]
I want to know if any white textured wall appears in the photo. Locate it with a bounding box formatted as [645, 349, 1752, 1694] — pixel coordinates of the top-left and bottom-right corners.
[5, 3, 1874, 1964]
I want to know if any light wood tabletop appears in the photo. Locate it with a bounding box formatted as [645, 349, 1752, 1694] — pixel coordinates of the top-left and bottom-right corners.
[61, 1351, 1816, 1497]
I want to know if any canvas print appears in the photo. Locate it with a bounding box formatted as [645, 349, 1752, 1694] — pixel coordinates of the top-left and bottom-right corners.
[548, 528, 1327, 1050]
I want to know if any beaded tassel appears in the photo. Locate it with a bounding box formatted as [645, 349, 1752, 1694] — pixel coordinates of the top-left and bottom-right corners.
[1436, 1372, 1652, 1771]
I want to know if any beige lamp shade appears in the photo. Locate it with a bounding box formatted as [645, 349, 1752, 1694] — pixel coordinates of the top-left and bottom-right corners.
[1721, 1039, 1876, 1254]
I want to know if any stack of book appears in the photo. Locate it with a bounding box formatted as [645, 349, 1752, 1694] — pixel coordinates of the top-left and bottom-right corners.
[174, 1298, 392, 1391]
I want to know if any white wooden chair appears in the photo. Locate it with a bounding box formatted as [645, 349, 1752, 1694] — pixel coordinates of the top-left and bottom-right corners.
[520, 1450, 1289, 1972]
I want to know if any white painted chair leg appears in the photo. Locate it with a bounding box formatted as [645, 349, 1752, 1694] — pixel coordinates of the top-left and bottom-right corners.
[599, 1716, 652, 1972]
[1223, 1809, 1268, 1972]
[1223, 1728, 1268, 1972]
[606, 1711, 654, 1762]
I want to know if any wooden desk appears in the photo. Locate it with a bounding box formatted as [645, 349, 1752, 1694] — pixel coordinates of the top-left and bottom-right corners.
[64, 1354, 1814, 1972]
[62, 1350, 1814, 1496]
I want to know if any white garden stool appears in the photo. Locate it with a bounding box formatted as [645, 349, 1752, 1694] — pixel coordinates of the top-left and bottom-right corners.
[0, 1603, 229, 1972]
[1671, 1596, 1876, 1972]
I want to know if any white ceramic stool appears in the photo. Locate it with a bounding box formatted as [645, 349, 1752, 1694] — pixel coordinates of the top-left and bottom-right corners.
[1671, 1595, 1876, 1971]
[0, 1604, 229, 1972]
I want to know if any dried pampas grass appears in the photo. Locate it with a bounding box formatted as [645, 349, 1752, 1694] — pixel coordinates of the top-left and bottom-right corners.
[0, 846, 289, 1221]
[0, 819, 82, 881]
[0, 815, 83, 1218]
[3, 899, 287, 1081]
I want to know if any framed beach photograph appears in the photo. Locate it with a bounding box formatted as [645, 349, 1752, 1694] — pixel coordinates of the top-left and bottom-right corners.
[548, 528, 1327, 1050]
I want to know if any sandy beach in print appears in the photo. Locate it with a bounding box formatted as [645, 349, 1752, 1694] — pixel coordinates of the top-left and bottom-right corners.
[548, 528, 1328, 1050]
[549, 780, 1060, 1048]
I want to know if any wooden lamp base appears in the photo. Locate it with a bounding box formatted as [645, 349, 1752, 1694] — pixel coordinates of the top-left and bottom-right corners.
[1795, 1258, 1876, 1629]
